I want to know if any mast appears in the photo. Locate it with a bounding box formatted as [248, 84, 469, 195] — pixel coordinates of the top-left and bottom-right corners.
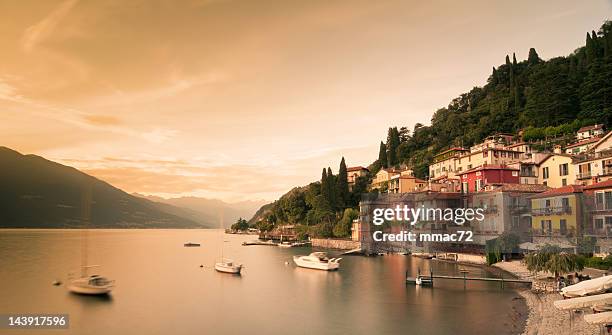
[80, 181, 92, 278]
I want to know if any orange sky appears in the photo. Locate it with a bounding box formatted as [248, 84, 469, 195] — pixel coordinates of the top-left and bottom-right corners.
[0, 0, 610, 201]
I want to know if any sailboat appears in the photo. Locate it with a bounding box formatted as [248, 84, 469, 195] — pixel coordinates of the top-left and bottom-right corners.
[68, 182, 114, 295]
[214, 211, 242, 274]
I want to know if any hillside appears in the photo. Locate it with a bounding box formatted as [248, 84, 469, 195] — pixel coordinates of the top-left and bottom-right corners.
[249, 21, 612, 229]
[136, 194, 267, 228]
[0, 147, 210, 228]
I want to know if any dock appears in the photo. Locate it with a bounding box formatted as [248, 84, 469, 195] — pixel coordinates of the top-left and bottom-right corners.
[406, 269, 532, 288]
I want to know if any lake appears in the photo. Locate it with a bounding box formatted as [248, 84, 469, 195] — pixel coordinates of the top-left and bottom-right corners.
[0, 229, 526, 335]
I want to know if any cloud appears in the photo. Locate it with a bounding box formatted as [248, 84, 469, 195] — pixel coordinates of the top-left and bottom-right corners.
[83, 114, 122, 126]
[21, 0, 79, 53]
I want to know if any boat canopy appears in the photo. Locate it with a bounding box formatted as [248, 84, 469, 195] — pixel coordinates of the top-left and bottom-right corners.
[554, 293, 612, 310]
[561, 275, 612, 297]
[584, 311, 612, 325]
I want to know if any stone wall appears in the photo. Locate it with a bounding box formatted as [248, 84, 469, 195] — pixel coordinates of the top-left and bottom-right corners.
[311, 238, 360, 250]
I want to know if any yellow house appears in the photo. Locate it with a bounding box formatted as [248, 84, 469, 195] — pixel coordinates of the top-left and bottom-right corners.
[388, 175, 427, 193]
[537, 154, 577, 188]
[530, 185, 584, 241]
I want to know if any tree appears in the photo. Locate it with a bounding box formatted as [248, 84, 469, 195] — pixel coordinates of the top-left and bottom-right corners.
[527, 48, 540, 65]
[523, 244, 584, 278]
[378, 141, 388, 168]
[337, 157, 349, 209]
[326, 167, 337, 210]
[231, 217, 249, 231]
[386, 127, 401, 166]
[333, 208, 358, 238]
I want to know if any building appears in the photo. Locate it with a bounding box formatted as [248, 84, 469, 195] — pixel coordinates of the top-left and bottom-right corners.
[577, 124, 605, 140]
[429, 147, 469, 180]
[590, 131, 612, 154]
[457, 165, 519, 193]
[371, 167, 413, 192]
[469, 184, 549, 246]
[574, 149, 612, 186]
[537, 154, 577, 188]
[388, 174, 427, 193]
[530, 185, 584, 246]
[565, 137, 602, 154]
[347, 166, 369, 185]
[583, 180, 612, 252]
[351, 219, 362, 242]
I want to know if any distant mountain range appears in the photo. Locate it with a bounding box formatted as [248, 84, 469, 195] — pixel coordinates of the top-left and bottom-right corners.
[134, 194, 267, 228]
[0, 146, 264, 229]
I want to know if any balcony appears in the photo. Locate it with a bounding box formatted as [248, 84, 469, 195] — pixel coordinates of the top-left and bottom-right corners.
[577, 171, 593, 179]
[599, 166, 612, 177]
[532, 206, 572, 216]
[481, 205, 498, 214]
[510, 205, 530, 214]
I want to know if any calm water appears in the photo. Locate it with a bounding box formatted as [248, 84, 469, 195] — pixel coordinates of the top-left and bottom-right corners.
[0, 230, 526, 335]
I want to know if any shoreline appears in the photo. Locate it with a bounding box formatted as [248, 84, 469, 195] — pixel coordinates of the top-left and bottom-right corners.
[493, 261, 601, 335]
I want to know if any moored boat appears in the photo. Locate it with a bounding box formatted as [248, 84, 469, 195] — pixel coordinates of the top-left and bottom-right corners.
[214, 259, 242, 274]
[293, 252, 341, 271]
[184, 242, 201, 247]
[68, 273, 114, 295]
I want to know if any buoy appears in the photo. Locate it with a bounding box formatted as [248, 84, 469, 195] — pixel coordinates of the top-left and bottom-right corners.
[200, 265, 204, 268]
[284, 261, 289, 265]
[52, 280, 61, 286]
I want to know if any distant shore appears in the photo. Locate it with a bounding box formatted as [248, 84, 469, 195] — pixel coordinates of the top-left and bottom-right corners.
[494, 261, 600, 335]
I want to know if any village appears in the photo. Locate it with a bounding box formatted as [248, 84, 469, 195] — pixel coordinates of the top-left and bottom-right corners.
[346, 124, 612, 259]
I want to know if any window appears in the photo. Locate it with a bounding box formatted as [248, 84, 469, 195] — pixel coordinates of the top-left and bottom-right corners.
[595, 218, 604, 230]
[475, 179, 482, 191]
[559, 163, 568, 176]
[512, 171, 518, 176]
[561, 198, 570, 211]
[512, 216, 519, 229]
[545, 199, 551, 208]
[541, 220, 552, 234]
[542, 167, 549, 179]
[562, 178, 567, 186]
[560, 219, 567, 235]
[467, 164, 472, 170]
[462, 182, 468, 194]
[543, 181, 547, 186]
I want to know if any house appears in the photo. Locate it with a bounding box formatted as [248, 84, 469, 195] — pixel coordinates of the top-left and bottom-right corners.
[589, 131, 612, 154]
[583, 179, 612, 252]
[565, 137, 602, 154]
[574, 149, 612, 185]
[530, 185, 584, 245]
[537, 154, 577, 188]
[347, 166, 369, 184]
[469, 184, 549, 246]
[429, 147, 469, 180]
[457, 164, 519, 193]
[388, 174, 427, 193]
[371, 167, 413, 191]
[577, 124, 605, 140]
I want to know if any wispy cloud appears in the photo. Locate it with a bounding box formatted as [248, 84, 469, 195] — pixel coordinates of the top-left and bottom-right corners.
[21, 0, 79, 53]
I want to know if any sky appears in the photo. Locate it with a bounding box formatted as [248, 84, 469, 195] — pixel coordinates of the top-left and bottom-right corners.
[0, 0, 610, 202]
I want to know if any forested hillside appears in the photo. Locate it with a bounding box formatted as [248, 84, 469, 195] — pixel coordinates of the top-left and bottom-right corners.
[251, 21, 612, 236]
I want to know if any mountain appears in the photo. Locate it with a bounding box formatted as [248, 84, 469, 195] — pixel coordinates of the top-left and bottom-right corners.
[0, 146, 210, 228]
[136, 195, 267, 228]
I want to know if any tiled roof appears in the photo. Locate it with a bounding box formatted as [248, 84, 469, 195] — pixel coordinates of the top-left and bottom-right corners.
[456, 164, 519, 175]
[578, 124, 604, 132]
[564, 137, 601, 149]
[530, 185, 583, 199]
[583, 179, 612, 190]
[347, 166, 368, 172]
[485, 183, 550, 193]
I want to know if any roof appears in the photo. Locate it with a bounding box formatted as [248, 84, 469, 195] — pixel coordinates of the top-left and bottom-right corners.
[583, 179, 612, 191]
[537, 153, 576, 165]
[578, 124, 604, 133]
[456, 164, 519, 175]
[564, 137, 601, 149]
[484, 183, 550, 193]
[433, 147, 468, 158]
[530, 185, 583, 199]
[506, 142, 527, 148]
[589, 131, 612, 152]
[347, 166, 368, 172]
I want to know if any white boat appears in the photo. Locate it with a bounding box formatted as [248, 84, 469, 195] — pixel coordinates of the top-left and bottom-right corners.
[293, 252, 341, 271]
[278, 242, 293, 248]
[68, 273, 114, 295]
[215, 259, 242, 274]
[68, 184, 114, 295]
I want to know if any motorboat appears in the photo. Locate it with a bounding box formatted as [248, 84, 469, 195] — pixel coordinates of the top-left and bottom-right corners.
[184, 242, 201, 247]
[278, 242, 293, 248]
[215, 259, 242, 274]
[293, 252, 341, 271]
[68, 272, 114, 295]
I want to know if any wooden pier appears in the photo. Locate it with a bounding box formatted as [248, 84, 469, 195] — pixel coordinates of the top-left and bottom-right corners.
[406, 269, 532, 289]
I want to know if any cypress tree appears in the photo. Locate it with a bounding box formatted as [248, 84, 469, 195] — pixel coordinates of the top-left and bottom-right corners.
[512, 52, 517, 66]
[321, 168, 329, 205]
[386, 127, 400, 167]
[586, 32, 595, 64]
[337, 157, 349, 209]
[378, 141, 388, 168]
[505, 55, 511, 66]
[326, 167, 336, 210]
[527, 48, 540, 65]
